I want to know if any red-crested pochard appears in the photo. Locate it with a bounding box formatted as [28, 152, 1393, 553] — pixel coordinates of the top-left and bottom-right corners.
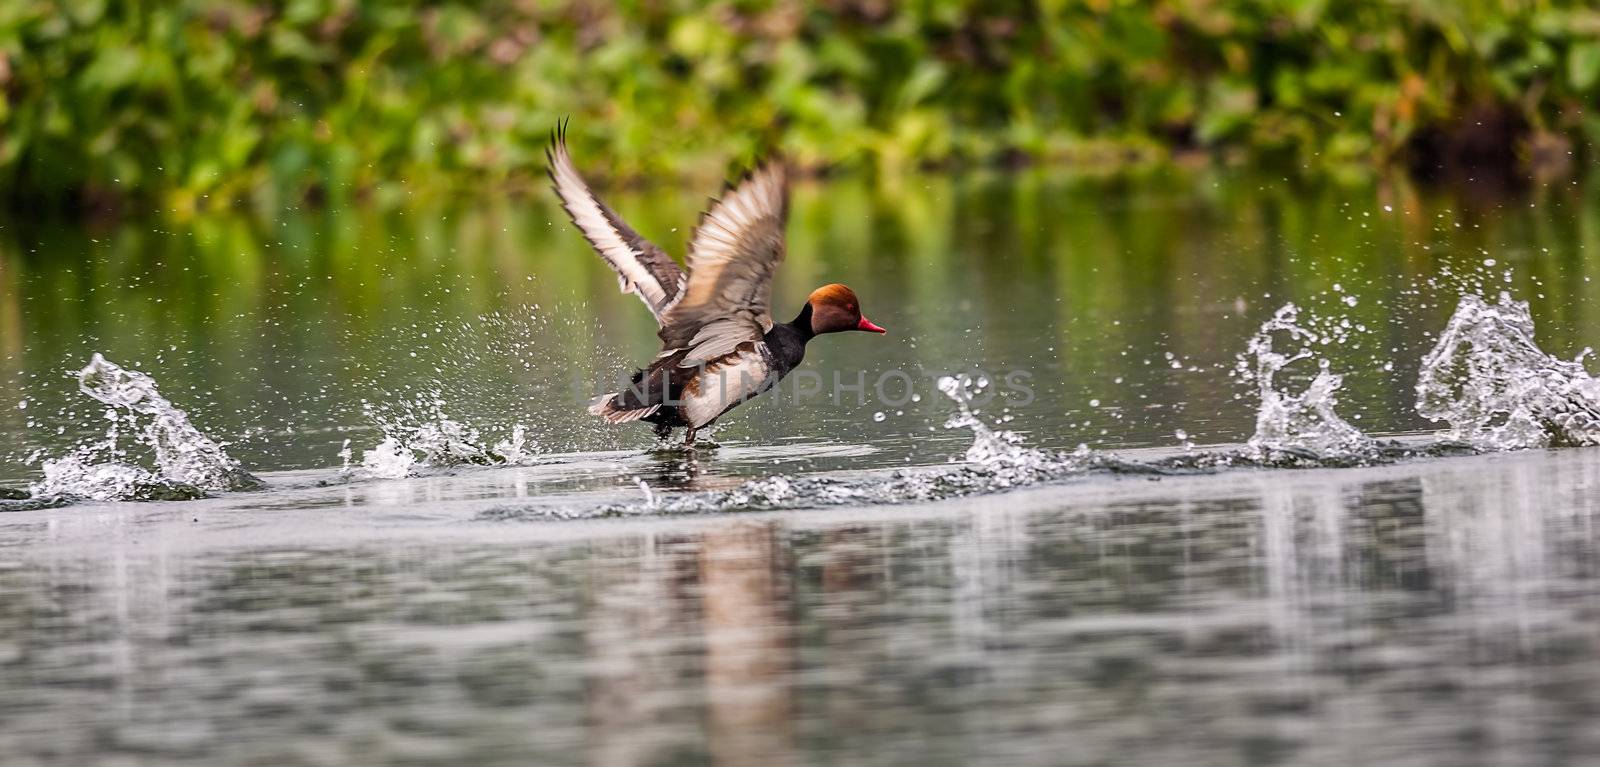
[547, 123, 886, 446]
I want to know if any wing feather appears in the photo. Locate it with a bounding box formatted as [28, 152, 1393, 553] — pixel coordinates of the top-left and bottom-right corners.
[546, 121, 685, 323]
[659, 160, 788, 362]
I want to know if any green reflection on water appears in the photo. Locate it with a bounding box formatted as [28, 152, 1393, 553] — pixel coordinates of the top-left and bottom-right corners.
[1, 171, 1597, 480]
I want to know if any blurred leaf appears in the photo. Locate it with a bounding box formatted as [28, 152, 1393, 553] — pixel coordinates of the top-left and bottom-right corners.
[0, 0, 1594, 213]
[78, 47, 142, 93]
[897, 60, 946, 110]
[1570, 43, 1600, 91]
[1197, 80, 1257, 144]
[270, 28, 327, 62]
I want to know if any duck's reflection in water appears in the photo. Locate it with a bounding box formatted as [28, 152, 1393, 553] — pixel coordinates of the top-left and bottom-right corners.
[700, 522, 794, 766]
[582, 533, 701, 765]
[582, 521, 796, 766]
[7, 451, 1600, 762]
[639, 449, 723, 491]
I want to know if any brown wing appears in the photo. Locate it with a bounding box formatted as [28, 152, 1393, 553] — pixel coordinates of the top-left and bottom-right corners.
[546, 120, 686, 324]
[658, 160, 788, 363]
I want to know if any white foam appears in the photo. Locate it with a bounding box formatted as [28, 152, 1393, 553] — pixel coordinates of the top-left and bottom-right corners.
[358, 436, 417, 480]
[30, 354, 259, 500]
[937, 375, 1085, 488]
[344, 393, 540, 479]
[504, 376, 1092, 518]
[1237, 304, 1374, 461]
[1416, 293, 1600, 449]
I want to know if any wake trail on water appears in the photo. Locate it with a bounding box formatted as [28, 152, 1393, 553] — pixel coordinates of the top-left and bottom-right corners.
[10, 289, 1600, 513]
[483, 375, 1103, 520]
[489, 290, 1600, 519]
[340, 393, 539, 480]
[334, 304, 612, 480]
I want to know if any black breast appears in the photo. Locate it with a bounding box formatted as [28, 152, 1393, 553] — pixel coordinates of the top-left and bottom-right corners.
[762, 323, 809, 376]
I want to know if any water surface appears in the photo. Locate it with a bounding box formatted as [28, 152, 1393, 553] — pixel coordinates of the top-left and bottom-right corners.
[2, 171, 1599, 764]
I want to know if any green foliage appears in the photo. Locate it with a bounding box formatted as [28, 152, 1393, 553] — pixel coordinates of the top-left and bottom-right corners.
[1, 0, 1597, 214]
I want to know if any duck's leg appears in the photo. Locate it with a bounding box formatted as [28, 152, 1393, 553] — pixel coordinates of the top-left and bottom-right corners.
[682, 428, 697, 448]
[652, 422, 673, 442]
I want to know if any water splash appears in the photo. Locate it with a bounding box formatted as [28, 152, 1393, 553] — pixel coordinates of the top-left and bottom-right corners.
[936, 375, 1087, 488]
[345, 393, 540, 479]
[355, 436, 418, 480]
[0, 486, 70, 511]
[26, 291, 1584, 515]
[29, 354, 262, 501]
[488, 300, 1485, 521]
[1416, 293, 1600, 449]
[1236, 305, 1375, 463]
[485, 376, 1095, 519]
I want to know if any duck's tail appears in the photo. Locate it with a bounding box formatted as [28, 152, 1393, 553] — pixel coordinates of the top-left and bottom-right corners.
[588, 394, 661, 424]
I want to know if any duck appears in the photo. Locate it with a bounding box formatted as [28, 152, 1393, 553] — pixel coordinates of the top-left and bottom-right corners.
[546, 123, 887, 446]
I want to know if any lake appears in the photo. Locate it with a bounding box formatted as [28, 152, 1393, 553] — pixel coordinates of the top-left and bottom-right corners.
[2, 170, 1599, 764]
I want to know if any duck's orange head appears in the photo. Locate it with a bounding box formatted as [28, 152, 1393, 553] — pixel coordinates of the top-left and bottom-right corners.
[806, 283, 886, 335]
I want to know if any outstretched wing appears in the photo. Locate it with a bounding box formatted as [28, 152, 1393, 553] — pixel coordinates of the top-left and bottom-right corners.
[659, 160, 788, 363]
[546, 121, 685, 323]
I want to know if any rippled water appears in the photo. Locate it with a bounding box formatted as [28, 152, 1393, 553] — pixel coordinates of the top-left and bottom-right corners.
[3, 172, 1600, 763]
[6, 449, 1600, 764]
